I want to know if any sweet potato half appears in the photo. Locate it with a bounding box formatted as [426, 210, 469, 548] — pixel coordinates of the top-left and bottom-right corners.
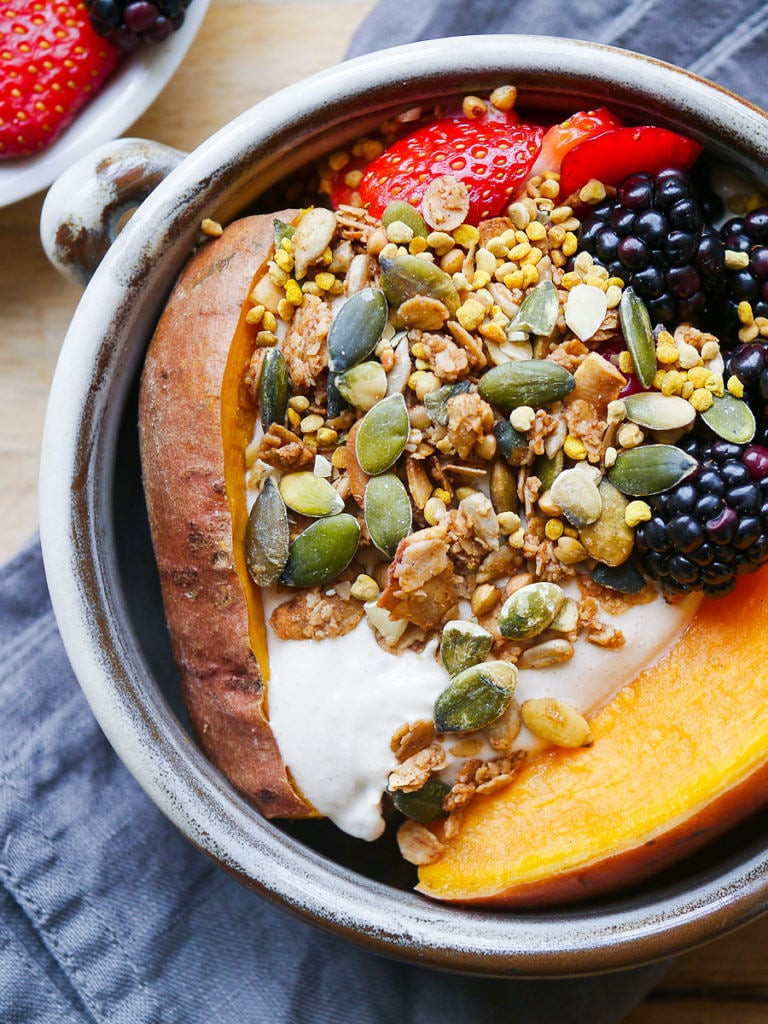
[139, 213, 312, 819]
[139, 211, 768, 907]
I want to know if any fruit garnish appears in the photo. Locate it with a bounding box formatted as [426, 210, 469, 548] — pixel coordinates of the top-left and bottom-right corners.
[526, 106, 622, 179]
[558, 125, 703, 200]
[356, 115, 545, 225]
[0, 0, 121, 160]
[85, 0, 191, 50]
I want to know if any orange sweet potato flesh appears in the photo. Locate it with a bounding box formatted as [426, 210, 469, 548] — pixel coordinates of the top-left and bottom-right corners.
[139, 213, 312, 818]
[418, 570, 768, 906]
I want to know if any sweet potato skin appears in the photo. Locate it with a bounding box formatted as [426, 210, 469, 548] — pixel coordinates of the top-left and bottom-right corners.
[139, 213, 311, 818]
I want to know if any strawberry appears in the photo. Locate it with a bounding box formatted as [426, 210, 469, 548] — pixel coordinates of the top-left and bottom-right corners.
[355, 115, 545, 225]
[528, 107, 623, 179]
[557, 125, 703, 200]
[0, 1, 121, 160]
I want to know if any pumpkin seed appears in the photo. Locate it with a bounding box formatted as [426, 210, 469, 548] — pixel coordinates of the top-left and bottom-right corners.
[272, 217, 295, 248]
[327, 287, 388, 373]
[580, 479, 634, 566]
[489, 458, 518, 513]
[521, 697, 593, 748]
[335, 360, 388, 411]
[424, 380, 472, 426]
[498, 581, 565, 639]
[380, 253, 460, 314]
[391, 778, 450, 822]
[440, 620, 494, 676]
[549, 596, 580, 633]
[619, 287, 656, 388]
[355, 393, 410, 474]
[623, 392, 696, 432]
[291, 206, 337, 279]
[699, 392, 756, 444]
[478, 360, 575, 412]
[592, 560, 647, 594]
[244, 478, 290, 586]
[564, 283, 608, 342]
[433, 660, 518, 733]
[549, 466, 602, 528]
[279, 513, 361, 587]
[364, 473, 412, 556]
[259, 347, 288, 431]
[493, 419, 530, 465]
[508, 280, 559, 336]
[279, 471, 344, 518]
[381, 200, 429, 238]
[532, 449, 564, 492]
[608, 443, 698, 496]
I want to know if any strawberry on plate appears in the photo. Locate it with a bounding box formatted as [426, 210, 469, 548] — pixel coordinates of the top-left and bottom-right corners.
[558, 125, 703, 200]
[0, 1, 121, 160]
[355, 115, 545, 225]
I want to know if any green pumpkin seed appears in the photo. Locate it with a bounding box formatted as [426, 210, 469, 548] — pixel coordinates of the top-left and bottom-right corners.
[489, 458, 518, 513]
[380, 253, 460, 314]
[355, 393, 410, 474]
[440, 620, 494, 676]
[259, 347, 288, 431]
[699, 392, 756, 444]
[424, 380, 472, 426]
[273, 217, 295, 248]
[244, 478, 290, 586]
[335, 360, 388, 411]
[508, 280, 559, 336]
[580, 479, 634, 566]
[549, 466, 602, 528]
[533, 449, 564, 491]
[493, 419, 530, 466]
[498, 581, 565, 639]
[592, 560, 647, 594]
[619, 287, 657, 388]
[608, 443, 698, 496]
[327, 287, 388, 373]
[433, 661, 518, 733]
[364, 473, 412, 556]
[391, 778, 450, 822]
[279, 513, 361, 587]
[549, 596, 580, 633]
[381, 200, 429, 238]
[623, 392, 696, 432]
[279, 471, 344, 518]
[478, 360, 575, 412]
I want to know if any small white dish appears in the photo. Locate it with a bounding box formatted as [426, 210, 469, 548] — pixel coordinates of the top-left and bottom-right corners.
[0, 0, 210, 209]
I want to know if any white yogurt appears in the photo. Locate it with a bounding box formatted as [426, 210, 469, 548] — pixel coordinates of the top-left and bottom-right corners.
[263, 586, 700, 840]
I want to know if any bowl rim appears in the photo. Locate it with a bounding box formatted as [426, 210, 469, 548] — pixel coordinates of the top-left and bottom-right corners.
[39, 33, 768, 976]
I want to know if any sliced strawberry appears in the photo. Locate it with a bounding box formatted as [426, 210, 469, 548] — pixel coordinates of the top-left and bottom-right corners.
[356, 116, 545, 225]
[0, 1, 121, 160]
[558, 125, 703, 200]
[529, 107, 623, 178]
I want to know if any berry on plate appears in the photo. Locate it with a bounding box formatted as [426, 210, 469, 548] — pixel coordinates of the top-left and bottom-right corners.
[356, 115, 545, 225]
[0, 0, 121, 159]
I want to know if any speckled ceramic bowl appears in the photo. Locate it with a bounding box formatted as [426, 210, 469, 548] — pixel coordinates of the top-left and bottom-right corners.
[39, 35, 768, 979]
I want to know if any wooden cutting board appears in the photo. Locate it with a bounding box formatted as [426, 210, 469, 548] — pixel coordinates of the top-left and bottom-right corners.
[1, 2, 765, 1017]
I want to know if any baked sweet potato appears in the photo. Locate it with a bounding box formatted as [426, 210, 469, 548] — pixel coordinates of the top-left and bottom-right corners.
[139, 212, 312, 818]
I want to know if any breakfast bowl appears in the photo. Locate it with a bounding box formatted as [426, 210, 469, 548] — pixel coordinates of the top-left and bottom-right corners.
[39, 34, 768, 979]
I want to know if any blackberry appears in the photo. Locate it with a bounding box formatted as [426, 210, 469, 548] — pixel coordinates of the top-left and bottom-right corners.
[579, 168, 725, 329]
[725, 343, 768, 446]
[85, 0, 191, 50]
[635, 434, 768, 596]
[717, 208, 768, 344]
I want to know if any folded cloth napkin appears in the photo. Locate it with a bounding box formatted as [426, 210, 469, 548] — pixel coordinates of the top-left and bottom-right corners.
[5, 2, 768, 1021]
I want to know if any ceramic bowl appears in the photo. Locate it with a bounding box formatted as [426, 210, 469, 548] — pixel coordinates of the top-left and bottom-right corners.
[39, 34, 768, 978]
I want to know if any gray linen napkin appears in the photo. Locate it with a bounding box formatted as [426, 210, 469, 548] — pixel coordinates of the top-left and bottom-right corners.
[4, 2, 768, 1020]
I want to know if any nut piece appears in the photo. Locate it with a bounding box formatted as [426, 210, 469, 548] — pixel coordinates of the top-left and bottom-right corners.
[421, 174, 471, 231]
[396, 820, 446, 865]
[291, 207, 337, 279]
[521, 697, 593, 748]
[518, 638, 574, 669]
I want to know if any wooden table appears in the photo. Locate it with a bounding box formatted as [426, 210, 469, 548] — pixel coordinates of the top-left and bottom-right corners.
[2, 1, 766, 1018]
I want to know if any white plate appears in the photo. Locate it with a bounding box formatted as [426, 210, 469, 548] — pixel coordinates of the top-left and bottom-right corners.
[0, 0, 210, 208]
